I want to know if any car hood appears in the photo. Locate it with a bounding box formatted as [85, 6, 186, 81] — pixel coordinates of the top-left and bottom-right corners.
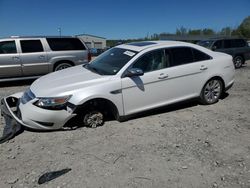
[30, 65, 112, 97]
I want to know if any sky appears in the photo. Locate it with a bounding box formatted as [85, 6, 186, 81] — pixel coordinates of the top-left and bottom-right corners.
[0, 0, 249, 39]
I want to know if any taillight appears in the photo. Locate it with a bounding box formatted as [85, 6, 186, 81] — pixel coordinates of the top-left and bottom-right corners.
[88, 51, 91, 62]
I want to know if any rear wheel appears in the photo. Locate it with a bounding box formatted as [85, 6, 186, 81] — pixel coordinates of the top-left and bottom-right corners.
[54, 63, 72, 71]
[200, 78, 223, 105]
[233, 56, 244, 69]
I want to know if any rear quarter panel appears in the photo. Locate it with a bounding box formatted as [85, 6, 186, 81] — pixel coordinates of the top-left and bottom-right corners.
[207, 52, 235, 89]
[47, 51, 89, 72]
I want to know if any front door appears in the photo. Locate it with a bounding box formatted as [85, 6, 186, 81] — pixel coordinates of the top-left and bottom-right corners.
[121, 49, 171, 115]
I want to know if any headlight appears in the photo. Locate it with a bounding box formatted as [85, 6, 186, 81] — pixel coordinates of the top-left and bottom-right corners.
[21, 88, 36, 104]
[34, 95, 71, 110]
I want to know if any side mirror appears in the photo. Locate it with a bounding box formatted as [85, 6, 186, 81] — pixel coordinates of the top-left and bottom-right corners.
[125, 68, 144, 77]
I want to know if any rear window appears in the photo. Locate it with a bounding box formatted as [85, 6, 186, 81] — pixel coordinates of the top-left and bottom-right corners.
[46, 38, 86, 51]
[21, 40, 44, 53]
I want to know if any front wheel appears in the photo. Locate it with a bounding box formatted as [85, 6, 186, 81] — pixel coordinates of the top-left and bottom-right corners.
[83, 110, 104, 128]
[233, 56, 244, 69]
[200, 79, 223, 105]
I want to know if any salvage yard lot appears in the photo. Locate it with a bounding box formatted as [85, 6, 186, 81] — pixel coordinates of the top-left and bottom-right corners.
[0, 61, 250, 188]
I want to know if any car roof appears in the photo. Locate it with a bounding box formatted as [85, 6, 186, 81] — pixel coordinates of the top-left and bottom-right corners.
[117, 40, 199, 52]
[0, 36, 75, 40]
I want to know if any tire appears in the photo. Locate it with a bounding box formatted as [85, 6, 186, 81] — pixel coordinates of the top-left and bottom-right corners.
[54, 63, 72, 71]
[200, 78, 223, 105]
[83, 110, 104, 128]
[233, 56, 244, 69]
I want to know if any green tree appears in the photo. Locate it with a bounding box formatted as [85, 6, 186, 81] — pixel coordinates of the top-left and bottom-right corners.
[202, 28, 215, 35]
[220, 27, 233, 36]
[188, 29, 202, 35]
[176, 26, 187, 35]
[237, 16, 250, 38]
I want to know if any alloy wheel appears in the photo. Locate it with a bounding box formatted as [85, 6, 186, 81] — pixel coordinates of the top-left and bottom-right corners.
[203, 79, 222, 104]
[83, 111, 104, 128]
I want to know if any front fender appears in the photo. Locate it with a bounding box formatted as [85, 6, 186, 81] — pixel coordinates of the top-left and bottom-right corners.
[71, 92, 124, 117]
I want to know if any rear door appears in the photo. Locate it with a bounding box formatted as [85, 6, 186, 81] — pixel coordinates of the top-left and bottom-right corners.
[163, 47, 212, 101]
[0, 40, 22, 78]
[19, 39, 49, 76]
[222, 39, 234, 55]
[231, 39, 248, 56]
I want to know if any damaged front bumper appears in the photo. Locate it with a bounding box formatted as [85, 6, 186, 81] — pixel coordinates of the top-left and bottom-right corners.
[0, 95, 23, 143]
[1, 92, 77, 130]
[1, 94, 24, 127]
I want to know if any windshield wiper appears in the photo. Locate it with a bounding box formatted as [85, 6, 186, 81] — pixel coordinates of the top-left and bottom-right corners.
[83, 64, 103, 75]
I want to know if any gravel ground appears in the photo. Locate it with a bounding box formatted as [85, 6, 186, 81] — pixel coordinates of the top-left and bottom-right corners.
[0, 62, 250, 188]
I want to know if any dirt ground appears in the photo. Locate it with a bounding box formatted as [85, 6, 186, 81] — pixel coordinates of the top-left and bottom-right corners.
[0, 61, 250, 188]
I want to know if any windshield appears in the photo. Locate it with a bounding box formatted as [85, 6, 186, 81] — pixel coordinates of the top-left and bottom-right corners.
[197, 40, 214, 49]
[84, 47, 137, 75]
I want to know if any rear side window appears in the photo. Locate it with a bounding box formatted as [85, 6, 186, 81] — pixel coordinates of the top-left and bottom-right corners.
[231, 39, 246, 48]
[192, 48, 211, 61]
[46, 38, 86, 51]
[0, 41, 17, 54]
[21, 40, 44, 53]
[170, 47, 193, 66]
[224, 40, 231, 48]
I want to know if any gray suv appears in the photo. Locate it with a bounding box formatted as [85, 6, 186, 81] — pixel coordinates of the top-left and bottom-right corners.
[198, 38, 250, 68]
[0, 36, 91, 82]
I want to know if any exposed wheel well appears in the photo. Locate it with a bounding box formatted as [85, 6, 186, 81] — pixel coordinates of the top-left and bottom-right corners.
[53, 60, 74, 71]
[77, 98, 120, 121]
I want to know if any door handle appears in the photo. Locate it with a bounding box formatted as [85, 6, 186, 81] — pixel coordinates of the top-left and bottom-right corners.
[39, 55, 45, 59]
[200, 65, 208, 70]
[12, 56, 20, 61]
[158, 73, 168, 79]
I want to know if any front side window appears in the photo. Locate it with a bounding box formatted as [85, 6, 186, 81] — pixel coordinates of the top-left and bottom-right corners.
[46, 38, 86, 51]
[84, 47, 137, 75]
[0, 41, 17, 54]
[213, 40, 223, 49]
[132, 50, 166, 73]
[170, 47, 193, 66]
[21, 40, 44, 53]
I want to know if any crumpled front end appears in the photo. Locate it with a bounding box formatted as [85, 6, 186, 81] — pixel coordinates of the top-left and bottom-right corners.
[0, 94, 23, 143]
[1, 90, 77, 131]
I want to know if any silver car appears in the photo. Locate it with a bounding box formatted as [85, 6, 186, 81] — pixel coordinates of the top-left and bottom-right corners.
[0, 36, 91, 82]
[1, 41, 235, 130]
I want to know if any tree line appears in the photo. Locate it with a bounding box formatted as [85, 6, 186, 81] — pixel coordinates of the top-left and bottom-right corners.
[149, 16, 250, 40]
[107, 16, 250, 47]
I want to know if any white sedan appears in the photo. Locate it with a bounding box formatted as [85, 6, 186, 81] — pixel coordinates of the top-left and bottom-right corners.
[1, 41, 235, 130]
